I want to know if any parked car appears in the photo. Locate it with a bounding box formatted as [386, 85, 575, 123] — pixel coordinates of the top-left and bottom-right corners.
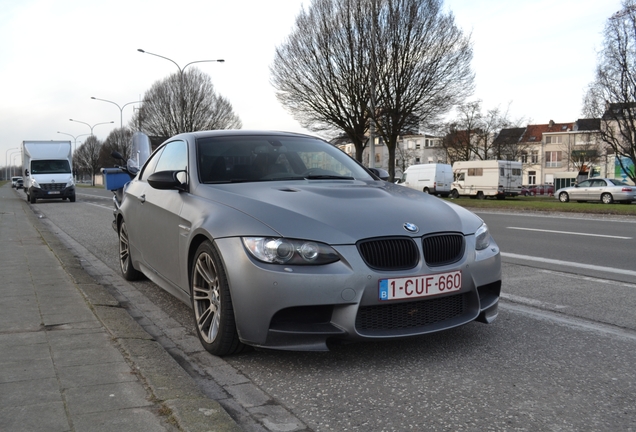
[555, 178, 636, 204]
[113, 130, 502, 356]
[528, 184, 554, 196]
[519, 185, 531, 196]
[15, 178, 24, 189]
[11, 176, 22, 188]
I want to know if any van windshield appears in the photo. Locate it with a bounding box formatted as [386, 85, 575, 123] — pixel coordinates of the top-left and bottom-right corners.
[31, 160, 71, 174]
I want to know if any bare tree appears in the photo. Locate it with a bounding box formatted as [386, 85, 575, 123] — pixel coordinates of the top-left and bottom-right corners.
[271, 0, 374, 161]
[74, 136, 103, 186]
[583, 0, 636, 184]
[372, 0, 474, 180]
[440, 100, 524, 162]
[100, 127, 134, 168]
[131, 68, 242, 137]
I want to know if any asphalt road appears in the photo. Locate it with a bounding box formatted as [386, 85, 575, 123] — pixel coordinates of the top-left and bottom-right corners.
[21, 187, 636, 431]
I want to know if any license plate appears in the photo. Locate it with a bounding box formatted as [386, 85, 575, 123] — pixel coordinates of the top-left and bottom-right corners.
[48, 191, 60, 194]
[379, 270, 462, 301]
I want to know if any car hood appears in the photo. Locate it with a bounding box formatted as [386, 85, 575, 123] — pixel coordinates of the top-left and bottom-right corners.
[195, 180, 483, 244]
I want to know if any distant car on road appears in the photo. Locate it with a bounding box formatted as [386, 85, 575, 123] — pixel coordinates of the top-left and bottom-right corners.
[11, 176, 22, 188]
[519, 185, 531, 196]
[15, 178, 24, 189]
[112, 130, 502, 356]
[555, 178, 635, 204]
[528, 184, 554, 196]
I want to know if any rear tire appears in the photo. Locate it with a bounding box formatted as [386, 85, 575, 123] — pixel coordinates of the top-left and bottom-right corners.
[423, 187, 429, 194]
[191, 241, 245, 356]
[476, 191, 485, 200]
[450, 189, 459, 199]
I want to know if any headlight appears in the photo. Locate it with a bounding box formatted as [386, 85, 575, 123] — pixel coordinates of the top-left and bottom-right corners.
[66, 179, 75, 187]
[474, 223, 491, 250]
[31, 179, 40, 188]
[242, 237, 340, 265]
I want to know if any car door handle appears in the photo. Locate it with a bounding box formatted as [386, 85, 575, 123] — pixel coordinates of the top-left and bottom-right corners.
[138, 194, 146, 203]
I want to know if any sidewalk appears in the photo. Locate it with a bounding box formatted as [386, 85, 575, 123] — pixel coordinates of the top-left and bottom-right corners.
[0, 184, 241, 432]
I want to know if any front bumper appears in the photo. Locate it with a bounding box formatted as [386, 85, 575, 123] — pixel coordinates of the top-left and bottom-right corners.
[29, 185, 75, 199]
[215, 235, 502, 351]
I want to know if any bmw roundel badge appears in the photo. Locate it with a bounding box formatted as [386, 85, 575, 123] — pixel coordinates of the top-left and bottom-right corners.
[403, 222, 419, 233]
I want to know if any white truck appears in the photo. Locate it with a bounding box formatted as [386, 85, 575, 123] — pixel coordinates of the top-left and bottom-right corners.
[450, 160, 523, 199]
[397, 163, 453, 197]
[22, 140, 75, 203]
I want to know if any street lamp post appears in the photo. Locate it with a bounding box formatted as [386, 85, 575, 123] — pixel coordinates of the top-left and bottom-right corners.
[5, 147, 18, 180]
[137, 49, 224, 133]
[90, 97, 143, 128]
[8, 150, 21, 178]
[57, 131, 90, 156]
[12, 154, 21, 178]
[69, 119, 114, 136]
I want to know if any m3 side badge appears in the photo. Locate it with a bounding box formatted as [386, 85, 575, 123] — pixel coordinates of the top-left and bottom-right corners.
[403, 222, 419, 233]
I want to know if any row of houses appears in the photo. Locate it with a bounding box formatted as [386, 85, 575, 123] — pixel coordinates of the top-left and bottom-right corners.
[335, 117, 632, 186]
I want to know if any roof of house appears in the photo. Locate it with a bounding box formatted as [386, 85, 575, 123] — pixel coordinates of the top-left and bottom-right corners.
[521, 121, 575, 142]
[574, 118, 601, 131]
[492, 127, 526, 146]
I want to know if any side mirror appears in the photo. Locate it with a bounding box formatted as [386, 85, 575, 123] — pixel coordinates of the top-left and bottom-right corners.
[24, 169, 29, 177]
[111, 151, 124, 161]
[368, 167, 390, 181]
[147, 170, 187, 191]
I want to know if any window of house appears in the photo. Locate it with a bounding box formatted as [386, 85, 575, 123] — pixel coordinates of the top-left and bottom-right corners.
[415, 157, 421, 163]
[415, 143, 421, 150]
[521, 153, 528, 163]
[546, 136, 563, 144]
[531, 151, 539, 164]
[528, 171, 536, 185]
[545, 151, 562, 168]
[375, 153, 381, 163]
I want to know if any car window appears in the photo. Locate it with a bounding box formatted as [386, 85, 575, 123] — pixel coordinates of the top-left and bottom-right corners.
[139, 140, 188, 182]
[591, 179, 606, 187]
[608, 179, 629, 186]
[577, 180, 592, 187]
[155, 140, 187, 172]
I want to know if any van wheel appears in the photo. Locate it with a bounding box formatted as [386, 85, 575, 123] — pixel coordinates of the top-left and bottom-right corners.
[29, 193, 36, 204]
[450, 189, 459, 199]
[69, 194, 76, 203]
[476, 191, 485, 200]
[423, 187, 429, 194]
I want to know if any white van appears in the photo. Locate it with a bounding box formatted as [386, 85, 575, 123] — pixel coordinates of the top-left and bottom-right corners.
[451, 160, 522, 199]
[22, 140, 75, 203]
[398, 164, 452, 197]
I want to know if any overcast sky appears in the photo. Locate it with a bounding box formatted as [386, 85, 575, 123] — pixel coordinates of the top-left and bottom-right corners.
[0, 0, 623, 168]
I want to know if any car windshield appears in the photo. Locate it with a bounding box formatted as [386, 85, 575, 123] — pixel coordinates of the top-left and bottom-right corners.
[197, 135, 372, 184]
[31, 160, 71, 174]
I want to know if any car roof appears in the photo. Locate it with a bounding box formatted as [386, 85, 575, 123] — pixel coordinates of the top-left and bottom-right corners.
[169, 130, 321, 142]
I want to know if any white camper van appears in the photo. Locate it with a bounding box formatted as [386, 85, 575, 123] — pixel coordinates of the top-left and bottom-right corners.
[398, 164, 452, 197]
[451, 160, 522, 199]
[22, 141, 75, 203]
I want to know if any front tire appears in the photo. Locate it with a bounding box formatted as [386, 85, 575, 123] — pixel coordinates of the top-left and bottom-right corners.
[601, 193, 614, 204]
[559, 192, 569, 203]
[191, 241, 244, 356]
[450, 189, 459, 199]
[118, 220, 143, 281]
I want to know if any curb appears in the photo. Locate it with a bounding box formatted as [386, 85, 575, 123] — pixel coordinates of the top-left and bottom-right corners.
[23, 200, 242, 432]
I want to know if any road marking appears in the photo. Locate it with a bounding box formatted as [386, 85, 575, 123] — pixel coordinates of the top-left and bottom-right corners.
[501, 252, 636, 278]
[507, 226, 632, 239]
[501, 302, 636, 342]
